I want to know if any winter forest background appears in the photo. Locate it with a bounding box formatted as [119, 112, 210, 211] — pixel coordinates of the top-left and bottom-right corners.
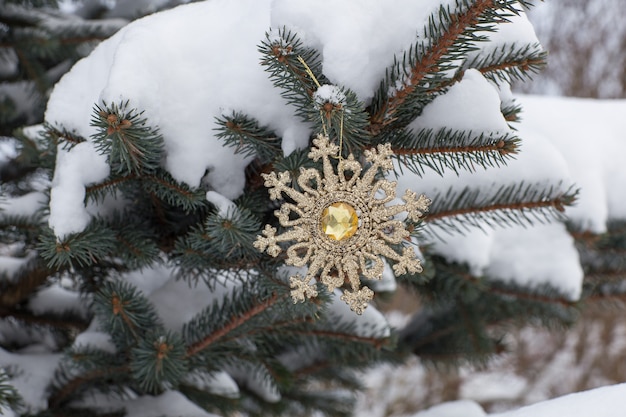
[1, 1, 626, 416]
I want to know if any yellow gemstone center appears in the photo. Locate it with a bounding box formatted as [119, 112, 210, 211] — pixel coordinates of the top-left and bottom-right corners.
[321, 202, 358, 241]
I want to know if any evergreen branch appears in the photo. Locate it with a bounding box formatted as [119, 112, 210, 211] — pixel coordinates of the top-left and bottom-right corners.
[185, 293, 280, 357]
[259, 28, 328, 109]
[38, 222, 118, 269]
[370, 0, 500, 131]
[0, 214, 44, 243]
[44, 123, 86, 148]
[501, 100, 522, 123]
[383, 127, 519, 175]
[486, 286, 576, 308]
[0, 308, 89, 333]
[215, 111, 281, 163]
[0, 368, 23, 412]
[291, 329, 390, 349]
[49, 365, 129, 409]
[141, 170, 207, 213]
[414, 45, 545, 96]
[472, 45, 546, 84]
[93, 280, 163, 349]
[84, 174, 135, 201]
[130, 332, 188, 393]
[425, 182, 578, 233]
[91, 101, 164, 175]
[0, 263, 52, 308]
[259, 29, 370, 153]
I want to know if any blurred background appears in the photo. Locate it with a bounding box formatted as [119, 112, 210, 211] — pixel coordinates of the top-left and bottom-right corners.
[517, 0, 626, 99]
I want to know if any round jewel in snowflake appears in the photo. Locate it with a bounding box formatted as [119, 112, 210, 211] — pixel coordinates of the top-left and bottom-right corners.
[254, 134, 431, 314]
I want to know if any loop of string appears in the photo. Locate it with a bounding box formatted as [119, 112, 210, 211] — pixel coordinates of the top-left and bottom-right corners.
[297, 55, 344, 161]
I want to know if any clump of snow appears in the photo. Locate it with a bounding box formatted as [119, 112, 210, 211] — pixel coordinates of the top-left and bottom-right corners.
[0, 348, 61, 413]
[0, 252, 36, 282]
[0, 139, 18, 164]
[0, 192, 47, 217]
[517, 95, 626, 232]
[409, 69, 510, 132]
[147, 271, 244, 332]
[72, 329, 117, 354]
[313, 84, 346, 106]
[27, 283, 88, 318]
[46, 0, 309, 210]
[48, 141, 110, 238]
[429, 222, 583, 300]
[183, 370, 240, 399]
[205, 191, 235, 217]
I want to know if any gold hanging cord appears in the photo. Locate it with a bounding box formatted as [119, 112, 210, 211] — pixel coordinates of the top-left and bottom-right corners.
[297, 55, 344, 160]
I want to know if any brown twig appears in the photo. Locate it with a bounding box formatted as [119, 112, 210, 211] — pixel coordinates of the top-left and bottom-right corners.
[390, 139, 516, 157]
[426, 197, 567, 222]
[370, 0, 496, 129]
[50, 365, 129, 409]
[185, 293, 280, 357]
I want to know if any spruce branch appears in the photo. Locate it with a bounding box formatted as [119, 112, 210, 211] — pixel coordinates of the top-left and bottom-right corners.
[292, 328, 390, 349]
[369, 0, 527, 135]
[140, 170, 207, 213]
[84, 174, 136, 202]
[259, 29, 370, 153]
[130, 332, 188, 393]
[185, 292, 280, 357]
[385, 127, 519, 176]
[50, 365, 129, 410]
[0, 307, 89, 333]
[370, 0, 496, 131]
[0, 368, 23, 413]
[91, 101, 164, 175]
[259, 27, 328, 112]
[215, 111, 281, 163]
[425, 182, 578, 234]
[0, 214, 44, 243]
[0, 262, 52, 308]
[38, 222, 118, 269]
[93, 280, 162, 348]
[464, 42, 547, 85]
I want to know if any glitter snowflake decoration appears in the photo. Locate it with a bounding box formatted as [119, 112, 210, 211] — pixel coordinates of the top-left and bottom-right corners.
[254, 134, 430, 314]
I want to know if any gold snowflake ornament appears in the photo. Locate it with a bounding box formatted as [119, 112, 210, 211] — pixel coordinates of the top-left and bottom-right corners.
[254, 135, 431, 314]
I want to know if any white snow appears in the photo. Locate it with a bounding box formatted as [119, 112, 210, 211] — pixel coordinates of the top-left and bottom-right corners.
[389, 384, 626, 417]
[460, 372, 527, 403]
[517, 95, 626, 232]
[0, 348, 62, 413]
[48, 141, 110, 238]
[182, 370, 240, 399]
[205, 191, 235, 217]
[27, 283, 88, 318]
[0, 192, 47, 217]
[271, 0, 459, 101]
[46, 0, 309, 207]
[492, 383, 626, 417]
[122, 390, 219, 417]
[409, 69, 510, 132]
[413, 400, 487, 417]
